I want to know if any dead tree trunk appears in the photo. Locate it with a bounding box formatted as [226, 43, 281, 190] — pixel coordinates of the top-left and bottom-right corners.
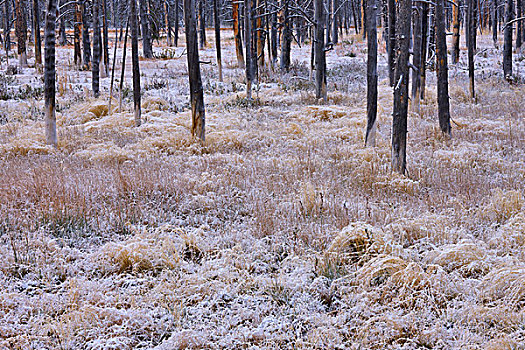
[74, 0, 82, 66]
[468, 0, 475, 98]
[435, 0, 451, 135]
[131, 0, 142, 126]
[245, 0, 253, 98]
[198, 0, 206, 48]
[493, 0, 498, 46]
[119, 18, 129, 112]
[256, 0, 265, 68]
[15, 0, 28, 67]
[3, 0, 10, 58]
[44, 0, 58, 146]
[33, 0, 42, 68]
[139, 0, 153, 57]
[184, 0, 206, 140]
[93, 0, 101, 97]
[165, 0, 172, 46]
[412, 0, 423, 112]
[387, 0, 396, 85]
[102, 0, 109, 76]
[314, 0, 327, 100]
[280, 0, 291, 71]
[503, 0, 514, 79]
[232, 0, 244, 67]
[59, 0, 67, 45]
[516, 0, 522, 51]
[452, 0, 461, 63]
[213, 0, 222, 81]
[271, 10, 277, 66]
[392, 0, 411, 174]
[365, 0, 378, 146]
[82, 1, 92, 69]
[174, 0, 179, 45]
[420, 1, 429, 100]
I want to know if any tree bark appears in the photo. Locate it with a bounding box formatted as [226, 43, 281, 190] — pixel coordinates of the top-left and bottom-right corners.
[493, 0, 498, 47]
[165, 0, 172, 46]
[59, 0, 67, 45]
[102, 0, 110, 76]
[15, 0, 28, 67]
[3, 0, 10, 57]
[44, 0, 58, 146]
[82, 1, 92, 69]
[174, 0, 179, 46]
[503, 0, 514, 79]
[139, 0, 153, 57]
[412, 0, 422, 112]
[387, 0, 396, 86]
[74, 0, 82, 66]
[451, 0, 461, 63]
[233, 0, 244, 67]
[468, 0, 475, 98]
[435, 0, 451, 135]
[314, 0, 327, 100]
[213, 0, 222, 81]
[365, 0, 378, 146]
[184, 0, 206, 140]
[93, 0, 101, 97]
[33, 0, 42, 67]
[420, 2, 429, 100]
[517, 0, 522, 50]
[280, 0, 291, 71]
[198, 0, 206, 48]
[256, 0, 265, 68]
[245, 0, 253, 98]
[131, 0, 142, 126]
[392, 0, 411, 175]
[119, 17, 129, 112]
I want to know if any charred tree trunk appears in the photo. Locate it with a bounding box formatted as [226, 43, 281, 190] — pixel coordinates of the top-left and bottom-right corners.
[452, 0, 461, 63]
[119, 18, 129, 112]
[280, 0, 291, 71]
[33, 0, 42, 68]
[392, 0, 411, 174]
[102, 0, 109, 76]
[420, 1, 429, 100]
[15, 0, 28, 67]
[174, 0, 179, 45]
[233, 0, 244, 67]
[517, 0, 522, 50]
[59, 0, 67, 45]
[139, 0, 153, 57]
[412, 0, 423, 112]
[93, 0, 101, 97]
[74, 0, 82, 66]
[3, 0, 10, 57]
[131, 0, 142, 126]
[213, 0, 222, 81]
[271, 10, 277, 66]
[332, 0, 339, 44]
[82, 1, 92, 69]
[435, 0, 451, 135]
[165, 0, 172, 46]
[365, 0, 378, 146]
[245, 0, 253, 98]
[387, 0, 396, 85]
[198, 0, 206, 48]
[184, 0, 205, 140]
[503, 0, 514, 79]
[44, 0, 58, 146]
[493, 0, 498, 46]
[314, 0, 327, 100]
[468, 0, 475, 98]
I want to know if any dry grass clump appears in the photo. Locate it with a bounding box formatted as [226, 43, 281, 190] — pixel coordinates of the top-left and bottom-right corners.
[479, 266, 525, 307]
[355, 254, 408, 287]
[478, 189, 523, 224]
[424, 241, 489, 275]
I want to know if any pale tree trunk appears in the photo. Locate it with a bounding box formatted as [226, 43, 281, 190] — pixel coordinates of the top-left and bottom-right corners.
[44, 0, 58, 146]
[392, 0, 411, 175]
[213, 0, 222, 81]
[15, 0, 28, 67]
[435, 0, 451, 135]
[33, 0, 42, 68]
[131, 0, 142, 126]
[184, 0, 205, 140]
[314, 0, 327, 100]
[93, 0, 101, 97]
[365, 0, 378, 146]
[451, 0, 461, 63]
[503, 0, 514, 79]
[233, 0, 244, 67]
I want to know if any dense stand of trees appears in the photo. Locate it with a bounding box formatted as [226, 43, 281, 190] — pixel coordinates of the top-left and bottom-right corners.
[0, 0, 523, 168]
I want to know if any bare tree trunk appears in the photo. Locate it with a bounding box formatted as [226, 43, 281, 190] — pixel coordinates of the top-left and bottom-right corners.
[435, 0, 451, 135]
[44, 0, 58, 146]
[314, 0, 327, 100]
[365, 0, 378, 146]
[102, 0, 110, 76]
[15, 0, 28, 67]
[420, 1, 429, 100]
[256, 0, 264, 68]
[131, 0, 142, 125]
[412, 0, 422, 112]
[174, 0, 179, 46]
[82, 1, 92, 69]
[119, 18, 129, 112]
[59, 0, 67, 45]
[493, 0, 498, 47]
[3, 0, 10, 59]
[503, 0, 514, 79]
[387, 0, 396, 85]
[33, 0, 42, 68]
[213, 0, 222, 81]
[198, 0, 206, 48]
[271, 10, 277, 66]
[233, 0, 244, 67]
[74, 0, 82, 67]
[93, 0, 101, 97]
[165, 0, 172, 46]
[184, 0, 205, 140]
[517, 0, 522, 51]
[332, 0, 339, 44]
[468, 0, 475, 98]
[109, 17, 120, 113]
[392, 0, 411, 175]
[280, 0, 291, 71]
[245, 0, 253, 98]
[452, 0, 461, 63]
[139, 0, 153, 57]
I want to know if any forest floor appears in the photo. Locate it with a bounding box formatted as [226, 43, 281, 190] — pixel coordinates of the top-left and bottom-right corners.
[1, 29, 525, 349]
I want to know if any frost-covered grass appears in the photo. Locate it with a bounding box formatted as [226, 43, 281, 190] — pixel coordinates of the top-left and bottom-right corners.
[0, 30, 525, 349]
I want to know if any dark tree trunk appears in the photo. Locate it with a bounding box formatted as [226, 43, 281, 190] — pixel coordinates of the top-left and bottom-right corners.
[198, 0, 206, 48]
[387, 0, 396, 85]
[174, 0, 179, 46]
[44, 0, 57, 146]
[326, 0, 332, 44]
[392, 0, 411, 175]
[351, 0, 359, 34]
[365, 0, 378, 146]
[59, 0, 67, 45]
[436, 0, 451, 135]
[165, 0, 172, 46]
[33, 0, 42, 67]
[420, 1, 429, 100]
[314, 0, 327, 100]
[119, 18, 129, 112]
[74, 0, 82, 66]
[468, 0, 475, 98]
[131, 0, 142, 126]
[280, 0, 291, 71]
[452, 0, 461, 63]
[271, 10, 277, 66]
[332, 0, 339, 44]
[82, 1, 92, 69]
[503, 0, 514, 79]
[102, 0, 109, 76]
[139, 0, 153, 57]
[233, 0, 244, 67]
[93, 0, 101, 97]
[15, 0, 28, 67]
[184, 0, 205, 140]
[3, 0, 10, 57]
[213, 0, 222, 81]
[493, 0, 498, 46]
[109, 16, 120, 113]
[412, 0, 423, 112]
[517, 0, 522, 50]
[245, 0, 253, 98]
